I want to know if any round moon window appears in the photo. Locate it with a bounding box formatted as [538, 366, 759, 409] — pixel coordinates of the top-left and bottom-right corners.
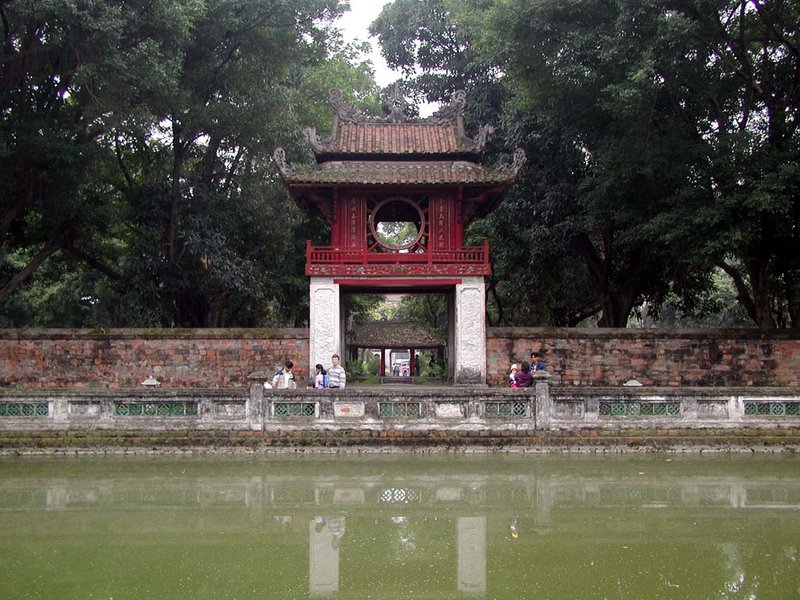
[370, 197, 425, 251]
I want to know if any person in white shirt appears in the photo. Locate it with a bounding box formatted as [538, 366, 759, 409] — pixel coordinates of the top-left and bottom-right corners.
[327, 354, 346, 388]
[271, 360, 296, 389]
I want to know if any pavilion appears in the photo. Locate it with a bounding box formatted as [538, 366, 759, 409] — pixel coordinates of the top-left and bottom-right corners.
[274, 88, 524, 382]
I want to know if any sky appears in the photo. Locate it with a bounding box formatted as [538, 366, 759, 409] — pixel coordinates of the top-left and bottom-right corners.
[335, 0, 397, 87]
[335, 0, 437, 115]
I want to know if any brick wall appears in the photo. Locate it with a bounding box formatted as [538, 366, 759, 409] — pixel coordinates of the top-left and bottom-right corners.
[4, 327, 800, 390]
[0, 329, 309, 388]
[487, 327, 800, 387]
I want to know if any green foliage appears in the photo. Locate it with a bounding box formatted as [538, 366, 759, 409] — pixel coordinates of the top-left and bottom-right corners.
[452, 0, 800, 328]
[345, 360, 367, 380]
[395, 295, 447, 335]
[1, 0, 382, 327]
[370, 0, 504, 128]
[4, 0, 797, 331]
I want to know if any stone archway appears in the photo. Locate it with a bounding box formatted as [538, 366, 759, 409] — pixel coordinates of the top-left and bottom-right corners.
[309, 278, 485, 384]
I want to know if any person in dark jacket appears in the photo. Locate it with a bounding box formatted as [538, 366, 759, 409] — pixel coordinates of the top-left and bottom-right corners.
[530, 351, 547, 372]
[514, 361, 534, 388]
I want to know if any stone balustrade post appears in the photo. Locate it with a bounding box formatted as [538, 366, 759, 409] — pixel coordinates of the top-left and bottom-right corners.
[729, 394, 744, 422]
[534, 372, 551, 429]
[682, 396, 699, 422]
[52, 396, 68, 423]
[247, 369, 270, 431]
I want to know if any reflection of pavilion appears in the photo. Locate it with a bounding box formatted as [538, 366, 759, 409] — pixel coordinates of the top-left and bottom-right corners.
[309, 516, 345, 596]
[308, 514, 486, 597]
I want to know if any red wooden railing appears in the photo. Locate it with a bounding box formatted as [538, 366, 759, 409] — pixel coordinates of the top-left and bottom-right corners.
[306, 240, 490, 268]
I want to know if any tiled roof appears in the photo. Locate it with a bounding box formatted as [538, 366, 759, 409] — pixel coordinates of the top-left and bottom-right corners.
[350, 321, 445, 348]
[331, 122, 471, 155]
[280, 160, 514, 186]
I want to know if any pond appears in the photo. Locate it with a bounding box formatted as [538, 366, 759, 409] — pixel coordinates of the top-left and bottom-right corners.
[0, 454, 798, 599]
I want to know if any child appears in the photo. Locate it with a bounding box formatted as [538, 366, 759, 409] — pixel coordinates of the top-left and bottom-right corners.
[314, 364, 327, 389]
[509, 364, 518, 388]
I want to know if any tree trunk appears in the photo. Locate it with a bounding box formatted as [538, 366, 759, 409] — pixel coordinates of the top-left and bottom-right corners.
[745, 257, 777, 329]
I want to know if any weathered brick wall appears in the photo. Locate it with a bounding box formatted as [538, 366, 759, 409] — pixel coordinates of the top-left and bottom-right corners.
[4, 327, 800, 389]
[0, 329, 308, 388]
[487, 328, 800, 387]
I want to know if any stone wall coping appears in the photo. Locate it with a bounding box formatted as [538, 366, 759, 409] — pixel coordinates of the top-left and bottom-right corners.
[267, 388, 535, 398]
[0, 387, 529, 399]
[0, 328, 309, 340]
[7, 326, 799, 342]
[550, 385, 800, 397]
[3, 386, 796, 400]
[0, 388, 247, 399]
[487, 326, 800, 340]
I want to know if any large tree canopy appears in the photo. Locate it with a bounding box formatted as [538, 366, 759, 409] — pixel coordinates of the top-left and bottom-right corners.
[2, 0, 798, 330]
[466, 0, 799, 328]
[0, 0, 380, 327]
[371, 0, 798, 329]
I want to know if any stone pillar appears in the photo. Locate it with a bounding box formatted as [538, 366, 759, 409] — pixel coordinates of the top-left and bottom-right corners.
[309, 277, 342, 380]
[247, 369, 269, 431]
[52, 396, 68, 423]
[447, 292, 456, 382]
[534, 371, 551, 429]
[453, 277, 486, 384]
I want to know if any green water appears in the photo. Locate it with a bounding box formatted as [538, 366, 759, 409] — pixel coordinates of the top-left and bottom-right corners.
[0, 454, 798, 600]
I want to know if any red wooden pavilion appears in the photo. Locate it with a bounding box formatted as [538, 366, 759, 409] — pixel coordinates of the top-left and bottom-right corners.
[274, 88, 524, 382]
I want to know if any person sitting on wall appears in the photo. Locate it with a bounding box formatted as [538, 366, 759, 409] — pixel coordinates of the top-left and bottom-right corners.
[530, 351, 547, 372]
[514, 361, 534, 388]
[271, 360, 297, 389]
[509, 364, 519, 388]
[327, 354, 346, 388]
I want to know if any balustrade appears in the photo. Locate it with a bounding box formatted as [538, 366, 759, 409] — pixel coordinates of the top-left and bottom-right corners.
[305, 240, 491, 276]
[2, 380, 800, 432]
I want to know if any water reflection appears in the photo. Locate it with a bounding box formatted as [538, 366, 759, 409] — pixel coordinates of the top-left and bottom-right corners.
[309, 516, 345, 596]
[0, 455, 798, 599]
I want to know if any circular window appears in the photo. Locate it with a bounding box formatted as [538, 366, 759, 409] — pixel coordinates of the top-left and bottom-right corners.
[370, 197, 425, 251]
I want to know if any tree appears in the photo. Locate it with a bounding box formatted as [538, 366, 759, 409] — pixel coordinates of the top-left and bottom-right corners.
[661, 0, 800, 328]
[109, 0, 351, 327]
[1, 0, 384, 328]
[0, 0, 197, 309]
[370, 0, 503, 128]
[458, 0, 724, 327]
[459, 0, 800, 329]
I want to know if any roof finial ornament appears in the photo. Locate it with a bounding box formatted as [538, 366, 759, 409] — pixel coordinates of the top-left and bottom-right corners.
[386, 85, 408, 123]
[273, 147, 291, 175]
[498, 148, 527, 177]
[329, 88, 367, 123]
[428, 89, 467, 124]
[302, 127, 325, 153]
